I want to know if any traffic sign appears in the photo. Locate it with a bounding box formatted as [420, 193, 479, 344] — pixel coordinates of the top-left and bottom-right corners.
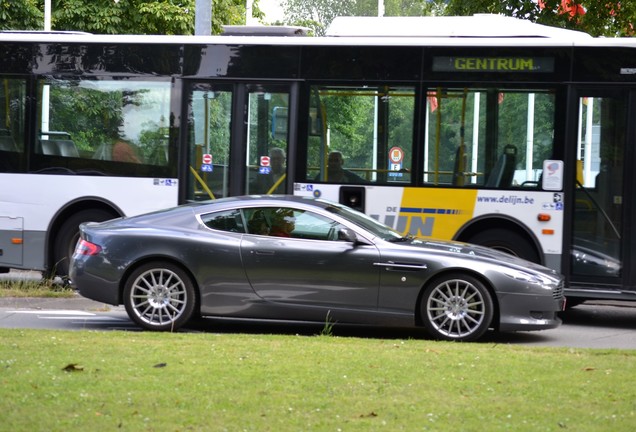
[389, 147, 404, 163]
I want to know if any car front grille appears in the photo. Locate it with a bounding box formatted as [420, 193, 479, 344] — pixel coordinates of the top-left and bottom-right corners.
[552, 281, 565, 300]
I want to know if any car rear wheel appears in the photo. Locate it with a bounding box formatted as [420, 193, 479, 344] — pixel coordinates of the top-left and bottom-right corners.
[421, 273, 494, 342]
[123, 262, 196, 331]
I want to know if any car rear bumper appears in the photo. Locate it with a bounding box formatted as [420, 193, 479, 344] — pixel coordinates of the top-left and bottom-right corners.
[70, 261, 120, 306]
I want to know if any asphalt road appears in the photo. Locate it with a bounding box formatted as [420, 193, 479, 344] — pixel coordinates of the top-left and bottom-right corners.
[0, 295, 634, 349]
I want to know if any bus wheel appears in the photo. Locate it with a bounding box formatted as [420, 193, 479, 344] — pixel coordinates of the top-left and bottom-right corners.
[52, 209, 116, 277]
[468, 228, 539, 263]
[123, 262, 197, 331]
[420, 273, 494, 342]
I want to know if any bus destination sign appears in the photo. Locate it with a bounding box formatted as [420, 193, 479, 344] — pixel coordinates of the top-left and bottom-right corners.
[432, 57, 555, 73]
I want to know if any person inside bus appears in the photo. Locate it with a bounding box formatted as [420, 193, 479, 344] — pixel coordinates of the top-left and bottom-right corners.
[112, 139, 141, 163]
[253, 147, 286, 194]
[317, 151, 366, 183]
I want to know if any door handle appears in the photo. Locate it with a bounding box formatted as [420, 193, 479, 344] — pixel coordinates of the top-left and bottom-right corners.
[252, 250, 275, 255]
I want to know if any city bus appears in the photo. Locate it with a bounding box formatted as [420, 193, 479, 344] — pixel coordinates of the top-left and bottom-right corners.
[0, 15, 634, 305]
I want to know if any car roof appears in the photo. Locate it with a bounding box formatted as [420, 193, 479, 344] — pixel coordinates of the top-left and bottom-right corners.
[190, 195, 335, 214]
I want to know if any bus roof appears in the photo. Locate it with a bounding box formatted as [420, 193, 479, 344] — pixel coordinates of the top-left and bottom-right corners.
[221, 25, 310, 37]
[326, 15, 593, 40]
[3, 15, 636, 49]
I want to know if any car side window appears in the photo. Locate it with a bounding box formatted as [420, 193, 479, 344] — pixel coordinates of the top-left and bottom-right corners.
[200, 209, 245, 233]
[292, 210, 341, 240]
[244, 207, 346, 241]
[245, 209, 270, 235]
[244, 207, 297, 237]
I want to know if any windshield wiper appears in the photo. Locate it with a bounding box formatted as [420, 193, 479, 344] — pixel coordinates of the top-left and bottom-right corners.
[388, 235, 413, 243]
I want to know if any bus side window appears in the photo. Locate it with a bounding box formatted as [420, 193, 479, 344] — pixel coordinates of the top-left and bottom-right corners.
[307, 85, 415, 185]
[424, 88, 555, 189]
[38, 78, 170, 168]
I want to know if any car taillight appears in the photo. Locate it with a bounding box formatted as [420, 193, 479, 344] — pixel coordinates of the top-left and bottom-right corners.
[76, 239, 102, 256]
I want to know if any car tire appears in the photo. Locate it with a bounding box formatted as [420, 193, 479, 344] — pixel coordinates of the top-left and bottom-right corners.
[123, 262, 197, 331]
[468, 228, 539, 263]
[52, 208, 116, 277]
[420, 273, 494, 342]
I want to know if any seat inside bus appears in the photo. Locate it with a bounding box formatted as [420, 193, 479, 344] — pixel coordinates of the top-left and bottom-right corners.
[55, 139, 80, 157]
[0, 131, 17, 152]
[38, 138, 79, 157]
[485, 144, 517, 188]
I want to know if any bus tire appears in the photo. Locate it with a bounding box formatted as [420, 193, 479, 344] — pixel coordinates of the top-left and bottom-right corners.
[468, 228, 539, 263]
[52, 209, 116, 277]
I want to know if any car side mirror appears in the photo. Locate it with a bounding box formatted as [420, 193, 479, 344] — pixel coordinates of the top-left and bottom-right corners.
[337, 227, 358, 243]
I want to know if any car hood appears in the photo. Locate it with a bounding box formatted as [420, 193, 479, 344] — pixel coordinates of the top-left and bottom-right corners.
[394, 237, 560, 276]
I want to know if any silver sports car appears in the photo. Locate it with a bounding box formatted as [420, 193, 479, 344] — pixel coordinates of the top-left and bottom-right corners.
[70, 195, 564, 341]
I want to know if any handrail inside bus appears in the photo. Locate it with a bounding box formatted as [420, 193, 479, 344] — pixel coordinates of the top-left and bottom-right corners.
[189, 166, 215, 200]
[266, 173, 287, 195]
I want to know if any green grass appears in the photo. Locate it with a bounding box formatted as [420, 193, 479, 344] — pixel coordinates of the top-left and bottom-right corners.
[1, 329, 635, 431]
[0, 277, 75, 298]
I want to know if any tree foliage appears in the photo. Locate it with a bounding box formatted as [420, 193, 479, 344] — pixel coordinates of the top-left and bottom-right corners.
[281, 0, 636, 38]
[445, 0, 636, 37]
[281, 0, 356, 35]
[281, 0, 446, 35]
[0, 0, 42, 30]
[383, 0, 446, 16]
[0, 0, 263, 35]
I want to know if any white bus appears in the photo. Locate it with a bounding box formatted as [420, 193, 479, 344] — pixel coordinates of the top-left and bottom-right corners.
[1, 16, 635, 306]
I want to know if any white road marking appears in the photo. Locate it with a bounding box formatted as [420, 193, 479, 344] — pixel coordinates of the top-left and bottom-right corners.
[6, 310, 95, 316]
[40, 316, 122, 321]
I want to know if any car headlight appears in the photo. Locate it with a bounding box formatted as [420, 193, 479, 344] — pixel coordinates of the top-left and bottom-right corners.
[501, 268, 554, 287]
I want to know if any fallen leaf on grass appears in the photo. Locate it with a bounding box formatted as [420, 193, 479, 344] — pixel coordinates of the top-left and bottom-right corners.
[62, 363, 84, 372]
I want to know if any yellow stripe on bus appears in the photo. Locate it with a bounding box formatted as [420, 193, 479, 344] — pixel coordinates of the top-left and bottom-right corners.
[400, 188, 478, 239]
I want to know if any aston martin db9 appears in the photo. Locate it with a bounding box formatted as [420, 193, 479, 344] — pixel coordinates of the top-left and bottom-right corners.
[70, 195, 564, 341]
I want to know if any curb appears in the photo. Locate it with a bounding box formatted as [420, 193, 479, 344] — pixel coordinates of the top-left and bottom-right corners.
[0, 294, 121, 311]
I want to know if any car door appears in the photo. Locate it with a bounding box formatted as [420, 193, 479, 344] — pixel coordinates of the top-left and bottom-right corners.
[240, 207, 381, 312]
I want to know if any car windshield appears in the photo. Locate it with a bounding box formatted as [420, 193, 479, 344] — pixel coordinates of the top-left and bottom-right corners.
[324, 203, 404, 241]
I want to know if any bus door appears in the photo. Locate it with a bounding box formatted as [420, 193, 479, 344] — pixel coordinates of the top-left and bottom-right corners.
[242, 84, 295, 196]
[184, 82, 295, 201]
[569, 90, 628, 293]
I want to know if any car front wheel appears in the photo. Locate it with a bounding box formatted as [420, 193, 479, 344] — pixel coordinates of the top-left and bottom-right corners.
[421, 273, 494, 342]
[123, 262, 197, 331]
